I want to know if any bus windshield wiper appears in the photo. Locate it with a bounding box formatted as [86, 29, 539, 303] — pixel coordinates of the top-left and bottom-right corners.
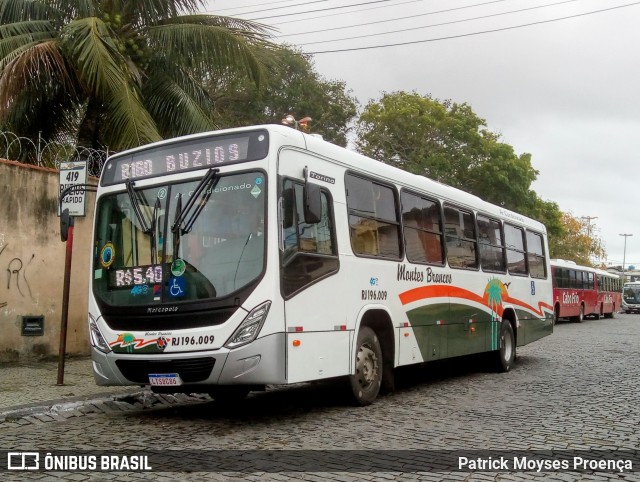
[171, 193, 183, 262]
[125, 179, 151, 234]
[150, 197, 161, 265]
[171, 168, 220, 236]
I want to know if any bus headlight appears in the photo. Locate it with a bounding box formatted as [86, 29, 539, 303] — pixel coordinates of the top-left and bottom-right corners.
[89, 314, 111, 353]
[225, 301, 271, 349]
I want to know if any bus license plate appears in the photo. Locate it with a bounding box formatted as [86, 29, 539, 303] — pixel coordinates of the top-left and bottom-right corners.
[149, 373, 183, 386]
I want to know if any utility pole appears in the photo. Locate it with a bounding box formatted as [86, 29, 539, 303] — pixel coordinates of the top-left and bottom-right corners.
[619, 233, 633, 282]
[581, 216, 598, 238]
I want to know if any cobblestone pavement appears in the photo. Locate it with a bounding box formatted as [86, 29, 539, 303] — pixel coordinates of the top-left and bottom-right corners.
[0, 357, 136, 413]
[1, 314, 639, 481]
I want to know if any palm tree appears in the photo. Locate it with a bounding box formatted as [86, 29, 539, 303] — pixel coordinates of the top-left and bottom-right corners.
[0, 0, 272, 157]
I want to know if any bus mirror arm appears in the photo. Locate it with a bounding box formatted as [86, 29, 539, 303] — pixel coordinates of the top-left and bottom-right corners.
[125, 179, 151, 234]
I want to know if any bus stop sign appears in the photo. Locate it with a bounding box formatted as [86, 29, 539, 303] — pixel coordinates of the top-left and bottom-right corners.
[59, 161, 87, 216]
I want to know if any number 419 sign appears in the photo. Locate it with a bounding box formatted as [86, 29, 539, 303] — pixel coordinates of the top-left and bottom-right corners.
[58, 161, 87, 217]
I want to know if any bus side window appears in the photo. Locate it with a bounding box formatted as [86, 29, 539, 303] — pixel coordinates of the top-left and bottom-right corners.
[345, 174, 401, 259]
[400, 191, 444, 266]
[526, 230, 546, 279]
[280, 179, 339, 297]
[504, 223, 527, 275]
[443, 204, 477, 269]
[477, 214, 506, 273]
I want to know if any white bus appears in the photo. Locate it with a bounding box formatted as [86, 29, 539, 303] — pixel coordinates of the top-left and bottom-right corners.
[87, 125, 554, 405]
[622, 282, 640, 313]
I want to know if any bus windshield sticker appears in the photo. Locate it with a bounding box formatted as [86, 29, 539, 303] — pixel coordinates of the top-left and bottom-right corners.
[170, 259, 186, 277]
[100, 243, 115, 268]
[130, 285, 149, 297]
[168, 277, 186, 298]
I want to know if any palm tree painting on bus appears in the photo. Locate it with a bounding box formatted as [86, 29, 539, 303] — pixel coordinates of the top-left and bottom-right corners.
[485, 278, 508, 321]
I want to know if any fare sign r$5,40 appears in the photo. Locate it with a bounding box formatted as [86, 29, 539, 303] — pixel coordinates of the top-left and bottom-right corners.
[59, 161, 87, 217]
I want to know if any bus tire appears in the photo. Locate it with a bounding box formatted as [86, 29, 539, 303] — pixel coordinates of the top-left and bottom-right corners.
[553, 305, 560, 325]
[208, 386, 250, 406]
[572, 305, 584, 323]
[348, 326, 382, 406]
[492, 321, 515, 373]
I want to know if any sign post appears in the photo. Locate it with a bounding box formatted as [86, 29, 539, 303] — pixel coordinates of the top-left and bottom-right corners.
[56, 160, 87, 385]
[57, 210, 74, 386]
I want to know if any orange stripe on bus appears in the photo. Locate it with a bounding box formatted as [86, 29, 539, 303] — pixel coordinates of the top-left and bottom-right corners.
[399, 285, 553, 318]
[399, 285, 484, 306]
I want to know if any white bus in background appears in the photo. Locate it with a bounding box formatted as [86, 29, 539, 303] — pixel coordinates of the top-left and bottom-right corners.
[86, 125, 554, 406]
[622, 282, 640, 313]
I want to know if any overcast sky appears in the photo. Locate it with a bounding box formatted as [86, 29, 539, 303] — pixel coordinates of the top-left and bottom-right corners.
[207, 0, 640, 269]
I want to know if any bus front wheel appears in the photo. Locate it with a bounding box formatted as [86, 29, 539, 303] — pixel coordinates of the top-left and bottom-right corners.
[208, 386, 250, 406]
[492, 321, 515, 373]
[348, 326, 383, 406]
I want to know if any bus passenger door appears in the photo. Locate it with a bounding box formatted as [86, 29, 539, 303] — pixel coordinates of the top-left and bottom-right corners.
[278, 149, 349, 383]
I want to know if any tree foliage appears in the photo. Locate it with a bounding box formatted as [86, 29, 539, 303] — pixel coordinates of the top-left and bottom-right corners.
[208, 45, 358, 146]
[354, 91, 607, 259]
[548, 213, 606, 266]
[356, 91, 539, 213]
[0, 0, 273, 154]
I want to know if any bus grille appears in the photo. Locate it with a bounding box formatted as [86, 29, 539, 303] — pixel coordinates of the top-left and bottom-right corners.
[115, 357, 216, 384]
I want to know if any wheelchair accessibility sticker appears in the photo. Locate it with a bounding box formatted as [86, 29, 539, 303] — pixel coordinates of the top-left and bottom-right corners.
[168, 277, 185, 298]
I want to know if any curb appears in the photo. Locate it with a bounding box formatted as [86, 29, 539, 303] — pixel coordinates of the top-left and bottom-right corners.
[0, 390, 213, 425]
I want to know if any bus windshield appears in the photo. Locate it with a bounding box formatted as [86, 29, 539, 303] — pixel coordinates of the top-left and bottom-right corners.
[623, 285, 640, 304]
[93, 171, 266, 306]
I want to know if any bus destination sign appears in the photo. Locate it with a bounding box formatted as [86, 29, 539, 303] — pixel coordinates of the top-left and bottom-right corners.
[101, 130, 269, 186]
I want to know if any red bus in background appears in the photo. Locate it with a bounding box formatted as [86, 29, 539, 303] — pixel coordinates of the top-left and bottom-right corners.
[594, 268, 622, 318]
[550, 259, 597, 323]
[550, 260, 621, 323]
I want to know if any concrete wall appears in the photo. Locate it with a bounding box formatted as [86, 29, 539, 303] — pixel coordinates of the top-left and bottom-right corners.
[0, 159, 96, 361]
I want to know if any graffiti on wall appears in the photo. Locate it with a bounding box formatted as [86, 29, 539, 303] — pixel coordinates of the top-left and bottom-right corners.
[0, 242, 38, 308]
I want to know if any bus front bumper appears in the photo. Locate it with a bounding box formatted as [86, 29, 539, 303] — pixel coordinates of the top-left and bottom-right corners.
[91, 332, 287, 388]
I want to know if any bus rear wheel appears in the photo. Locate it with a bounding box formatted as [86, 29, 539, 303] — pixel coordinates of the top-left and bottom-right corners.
[491, 321, 515, 372]
[348, 326, 382, 406]
[572, 305, 584, 323]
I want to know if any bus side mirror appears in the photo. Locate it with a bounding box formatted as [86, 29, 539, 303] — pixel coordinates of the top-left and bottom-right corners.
[303, 182, 322, 224]
[60, 208, 74, 242]
[282, 188, 294, 229]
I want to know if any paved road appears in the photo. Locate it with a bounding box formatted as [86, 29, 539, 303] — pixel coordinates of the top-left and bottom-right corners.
[2, 313, 639, 481]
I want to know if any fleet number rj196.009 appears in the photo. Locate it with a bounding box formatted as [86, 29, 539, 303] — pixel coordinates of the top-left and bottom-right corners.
[361, 290, 388, 301]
